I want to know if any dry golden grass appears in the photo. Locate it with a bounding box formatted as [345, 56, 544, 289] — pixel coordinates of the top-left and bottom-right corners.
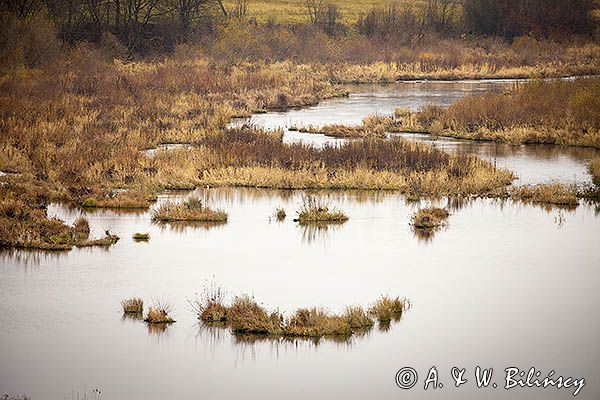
[274, 207, 287, 221]
[191, 285, 408, 338]
[369, 296, 408, 323]
[411, 207, 450, 229]
[296, 195, 349, 223]
[132, 232, 150, 241]
[121, 298, 144, 314]
[415, 79, 600, 148]
[510, 184, 579, 208]
[152, 198, 228, 222]
[144, 299, 176, 324]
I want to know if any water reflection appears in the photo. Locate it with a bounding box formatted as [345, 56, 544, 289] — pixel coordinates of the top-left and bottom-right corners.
[299, 222, 344, 245]
[153, 220, 227, 233]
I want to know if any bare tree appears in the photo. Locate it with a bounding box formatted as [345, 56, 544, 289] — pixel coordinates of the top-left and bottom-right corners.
[304, 0, 324, 24]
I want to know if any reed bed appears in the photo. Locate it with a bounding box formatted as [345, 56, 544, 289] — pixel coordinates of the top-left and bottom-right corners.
[590, 158, 600, 186]
[414, 79, 600, 148]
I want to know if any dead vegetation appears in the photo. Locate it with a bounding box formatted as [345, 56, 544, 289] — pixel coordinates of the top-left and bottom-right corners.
[510, 184, 579, 208]
[144, 299, 176, 324]
[121, 298, 144, 314]
[411, 207, 450, 229]
[296, 195, 349, 224]
[152, 198, 227, 222]
[190, 283, 410, 339]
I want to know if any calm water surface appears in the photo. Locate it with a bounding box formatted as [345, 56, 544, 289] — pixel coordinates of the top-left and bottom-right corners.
[1, 81, 599, 400]
[1, 188, 599, 399]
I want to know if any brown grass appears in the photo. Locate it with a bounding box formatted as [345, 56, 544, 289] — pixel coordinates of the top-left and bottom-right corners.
[296, 195, 349, 224]
[121, 298, 144, 314]
[369, 296, 408, 323]
[152, 198, 227, 222]
[275, 207, 287, 221]
[192, 286, 409, 339]
[411, 207, 450, 229]
[144, 299, 176, 324]
[510, 184, 579, 208]
[415, 78, 600, 148]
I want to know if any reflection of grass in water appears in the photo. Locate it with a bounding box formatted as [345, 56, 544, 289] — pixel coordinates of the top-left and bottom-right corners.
[121, 312, 144, 322]
[154, 220, 227, 233]
[146, 322, 171, 338]
[300, 222, 344, 244]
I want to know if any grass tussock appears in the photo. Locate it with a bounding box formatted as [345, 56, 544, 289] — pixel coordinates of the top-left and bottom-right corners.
[510, 184, 579, 208]
[411, 207, 450, 229]
[191, 283, 409, 339]
[152, 198, 227, 222]
[274, 207, 287, 221]
[132, 232, 150, 241]
[369, 296, 409, 323]
[144, 299, 176, 324]
[414, 79, 600, 148]
[296, 195, 349, 224]
[121, 298, 144, 314]
[72, 217, 90, 241]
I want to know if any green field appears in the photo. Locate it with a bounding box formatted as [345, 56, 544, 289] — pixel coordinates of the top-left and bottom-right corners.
[223, 0, 426, 23]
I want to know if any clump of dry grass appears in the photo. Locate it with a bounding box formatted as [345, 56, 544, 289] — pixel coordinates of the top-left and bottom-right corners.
[369, 296, 408, 323]
[344, 305, 374, 329]
[75, 233, 120, 247]
[411, 207, 450, 229]
[72, 217, 90, 241]
[152, 198, 227, 222]
[189, 280, 228, 323]
[285, 308, 351, 337]
[228, 295, 283, 335]
[121, 298, 144, 314]
[274, 207, 286, 221]
[144, 299, 176, 324]
[590, 158, 600, 186]
[296, 195, 349, 224]
[132, 232, 150, 241]
[510, 184, 579, 207]
[192, 286, 408, 339]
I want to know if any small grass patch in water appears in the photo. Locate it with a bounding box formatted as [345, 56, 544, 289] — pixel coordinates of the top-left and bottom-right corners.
[369, 296, 409, 323]
[152, 198, 227, 222]
[344, 305, 375, 329]
[132, 232, 150, 241]
[144, 299, 176, 324]
[411, 207, 449, 229]
[121, 298, 144, 314]
[189, 279, 228, 323]
[274, 207, 287, 221]
[192, 286, 408, 339]
[296, 195, 348, 224]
